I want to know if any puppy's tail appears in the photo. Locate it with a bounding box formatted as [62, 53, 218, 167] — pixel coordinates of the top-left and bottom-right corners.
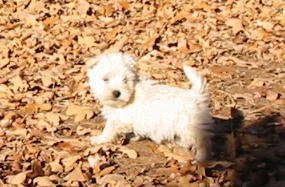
[183, 65, 207, 94]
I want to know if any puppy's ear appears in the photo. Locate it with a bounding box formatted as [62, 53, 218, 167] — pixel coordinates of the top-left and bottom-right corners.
[122, 53, 137, 71]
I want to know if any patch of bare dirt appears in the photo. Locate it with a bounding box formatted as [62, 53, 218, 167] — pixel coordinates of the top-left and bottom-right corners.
[0, 0, 284, 186]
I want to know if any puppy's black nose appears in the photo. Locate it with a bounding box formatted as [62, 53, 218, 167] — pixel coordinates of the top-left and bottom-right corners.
[112, 90, 121, 98]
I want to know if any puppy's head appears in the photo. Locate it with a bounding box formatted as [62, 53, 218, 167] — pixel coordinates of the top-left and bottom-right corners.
[87, 52, 137, 108]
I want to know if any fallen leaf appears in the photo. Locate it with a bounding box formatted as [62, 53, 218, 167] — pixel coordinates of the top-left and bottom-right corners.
[19, 103, 38, 116]
[62, 155, 81, 171]
[76, 125, 92, 136]
[0, 58, 9, 69]
[37, 119, 53, 131]
[64, 166, 87, 182]
[77, 0, 90, 15]
[29, 160, 44, 178]
[247, 78, 266, 89]
[105, 35, 128, 53]
[7, 172, 26, 185]
[225, 18, 244, 34]
[179, 176, 198, 187]
[157, 145, 195, 162]
[43, 16, 59, 28]
[98, 166, 116, 177]
[119, 146, 138, 159]
[45, 112, 61, 126]
[34, 176, 55, 187]
[210, 66, 236, 79]
[49, 160, 64, 173]
[0, 112, 15, 127]
[41, 76, 54, 88]
[37, 103, 52, 111]
[255, 20, 274, 31]
[266, 90, 279, 101]
[118, 0, 130, 10]
[10, 75, 29, 92]
[55, 141, 79, 153]
[97, 174, 127, 186]
[66, 104, 94, 122]
[9, 128, 27, 136]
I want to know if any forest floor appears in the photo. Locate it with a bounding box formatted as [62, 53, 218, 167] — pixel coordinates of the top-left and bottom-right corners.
[0, 0, 285, 186]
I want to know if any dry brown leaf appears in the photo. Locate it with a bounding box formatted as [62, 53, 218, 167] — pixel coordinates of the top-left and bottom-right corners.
[98, 165, 116, 177]
[158, 145, 195, 162]
[25, 144, 40, 155]
[9, 128, 28, 136]
[49, 160, 64, 173]
[218, 56, 261, 68]
[10, 75, 29, 92]
[55, 141, 80, 153]
[76, 125, 92, 136]
[29, 160, 44, 178]
[188, 43, 202, 53]
[105, 35, 128, 53]
[64, 166, 87, 182]
[41, 76, 54, 88]
[247, 78, 266, 89]
[66, 104, 83, 116]
[33, 176, 55, 187]
[66, 104, 94, 122]
[0, 128, 5, 136]
[45, 112, 61, 126]
[0, 112, 16, 127]
[43, 16, 59, 28]
[266, 90, 279, 101]
[62, 155, 81, 171]
[78, 35, 95, 48]
[97, 174, 128, 186]
[119, 147, 138, 159]
[19, 103, 38, 116]
[225, 18, 244, 34]
[37, 119, 52, 131]
[179, 176, 198, 187]
[118, 0, 130, 10]
[77, 0, 90, 15]
[74, 112, 88, 122]
[6, 172, 27, 185]
[11, 154, 22, 173]
[255, 20, 274, 31]
[0, 58, 9, 69]
[0, 84, 13, 95]
[37, 103, 52, 111]
[210, 66, 235, 79]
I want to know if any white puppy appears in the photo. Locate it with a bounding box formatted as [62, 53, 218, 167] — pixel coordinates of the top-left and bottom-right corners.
[87, 52, 214, 161]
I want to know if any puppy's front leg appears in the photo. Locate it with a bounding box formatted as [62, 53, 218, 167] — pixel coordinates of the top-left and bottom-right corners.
[90, 120, 118, 145]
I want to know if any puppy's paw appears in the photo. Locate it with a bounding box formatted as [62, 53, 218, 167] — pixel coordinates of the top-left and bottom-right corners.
[90, 135, 110, 145]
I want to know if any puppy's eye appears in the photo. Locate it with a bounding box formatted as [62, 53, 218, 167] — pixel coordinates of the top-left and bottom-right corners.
[103, 77, 109, 82]
[123, 77, 128, 83]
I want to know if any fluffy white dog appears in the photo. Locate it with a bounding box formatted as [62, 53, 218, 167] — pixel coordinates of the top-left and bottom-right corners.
[87, 52, 214, 161]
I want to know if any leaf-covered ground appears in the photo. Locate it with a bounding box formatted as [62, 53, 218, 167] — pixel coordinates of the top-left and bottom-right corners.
[0, 0, 284, 186]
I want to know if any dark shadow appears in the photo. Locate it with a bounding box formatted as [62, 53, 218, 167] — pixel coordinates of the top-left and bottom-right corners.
[208, 109, 285, 187]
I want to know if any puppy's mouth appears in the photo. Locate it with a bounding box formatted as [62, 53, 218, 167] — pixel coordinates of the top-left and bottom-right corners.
[102, 93, 135, 108]
[103, 99, 128, 108]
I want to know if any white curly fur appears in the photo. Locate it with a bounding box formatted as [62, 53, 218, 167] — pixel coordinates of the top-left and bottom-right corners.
[87, 52, 214, 161]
